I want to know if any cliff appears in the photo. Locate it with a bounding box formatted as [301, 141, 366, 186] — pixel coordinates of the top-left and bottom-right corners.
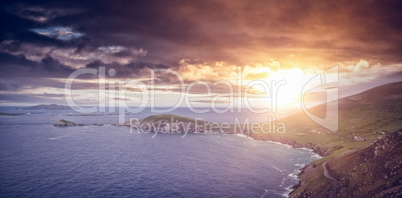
[292, 130, 402, 197]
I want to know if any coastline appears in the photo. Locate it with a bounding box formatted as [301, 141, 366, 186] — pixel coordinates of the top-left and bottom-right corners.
[53, 117, 325, 197]
[242, 133, 325, 197]
[234, 133, 321, 198]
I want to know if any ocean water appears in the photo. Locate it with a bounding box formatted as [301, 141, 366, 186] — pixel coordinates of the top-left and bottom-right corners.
[0, 108, 319, 197]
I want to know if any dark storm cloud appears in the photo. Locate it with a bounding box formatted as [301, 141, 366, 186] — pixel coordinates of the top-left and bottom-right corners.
[0, 80, 22, 91]
[84, 59, 169, 79]
[2, 0, 402, 67]
[0, 50, 162, 80]
[0, 0, 402, 104]
[0, 52, 75, 78]
[0, 9, 64, 47]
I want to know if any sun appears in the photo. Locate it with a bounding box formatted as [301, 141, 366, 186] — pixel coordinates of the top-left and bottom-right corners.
[241, 65, 310, 110]
[263, 68, 306, 107]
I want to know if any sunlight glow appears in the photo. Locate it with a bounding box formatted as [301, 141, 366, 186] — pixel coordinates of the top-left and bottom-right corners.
[262, 68, 306, 106]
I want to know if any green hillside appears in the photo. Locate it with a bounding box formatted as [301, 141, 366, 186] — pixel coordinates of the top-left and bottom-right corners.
[249, 81, 402, 197]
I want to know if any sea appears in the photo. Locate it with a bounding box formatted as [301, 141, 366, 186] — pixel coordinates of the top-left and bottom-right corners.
[0, 107, 320, 198]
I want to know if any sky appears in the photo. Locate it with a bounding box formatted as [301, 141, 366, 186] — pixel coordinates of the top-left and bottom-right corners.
[0, 0, 402, 110]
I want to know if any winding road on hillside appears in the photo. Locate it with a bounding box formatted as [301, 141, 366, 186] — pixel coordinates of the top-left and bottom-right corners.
[323, 161, 339, 198]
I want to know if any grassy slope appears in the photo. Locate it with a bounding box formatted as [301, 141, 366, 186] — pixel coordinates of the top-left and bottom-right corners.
[249, 81, 402, 197]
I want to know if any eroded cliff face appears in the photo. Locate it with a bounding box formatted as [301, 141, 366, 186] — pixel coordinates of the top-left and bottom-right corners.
[292, 130, 402, 198]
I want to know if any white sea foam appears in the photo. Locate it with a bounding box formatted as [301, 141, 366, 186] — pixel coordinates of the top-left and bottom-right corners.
[295, 163, 305, 168]
[235, 133, 253, 140]
[47, 133, 76, 140]
[287, 173, 298, 180]
[264, 140, 293, 149]
[260, 189, 288, 198]
[272, 165, 283, 173]
[233, 132, 322, 198]
[48, 135, 69, 140]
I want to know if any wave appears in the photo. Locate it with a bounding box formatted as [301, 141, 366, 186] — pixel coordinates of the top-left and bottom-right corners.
[234, 133, 254, 140]
[260, 189, 289, 198]
[295, 163, 305, 168]
[47, 132, 77, 140]
[272, 165, 283, 173]
[264, 140, 293, 149]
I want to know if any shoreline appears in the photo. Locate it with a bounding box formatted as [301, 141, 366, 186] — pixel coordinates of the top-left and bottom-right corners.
[234, 132, 323, 197]
[53, 118, 325, 197]
[242, 133, 325, 197]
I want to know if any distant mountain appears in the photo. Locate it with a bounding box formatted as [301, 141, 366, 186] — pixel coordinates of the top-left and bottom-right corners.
[23, 104, 71, 110]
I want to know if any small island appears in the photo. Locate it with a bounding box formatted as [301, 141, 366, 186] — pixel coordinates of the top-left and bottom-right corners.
[54, 119, 104, 127]
[54, 119, 77, 126]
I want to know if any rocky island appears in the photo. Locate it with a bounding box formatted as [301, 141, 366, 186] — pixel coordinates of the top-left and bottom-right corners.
[54, 119, 77, 126]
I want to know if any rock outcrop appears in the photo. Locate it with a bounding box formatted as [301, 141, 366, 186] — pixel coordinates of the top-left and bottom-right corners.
[54, 119, 77, 126]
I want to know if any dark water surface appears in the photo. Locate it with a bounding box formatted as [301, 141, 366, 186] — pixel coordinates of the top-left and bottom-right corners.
[0, 108, 319, 197]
